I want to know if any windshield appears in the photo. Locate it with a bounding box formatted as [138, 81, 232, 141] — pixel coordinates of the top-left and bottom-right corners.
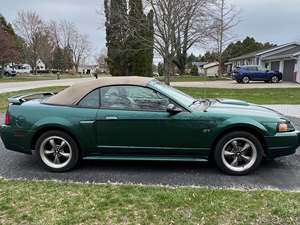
[149, 80, 195, 108]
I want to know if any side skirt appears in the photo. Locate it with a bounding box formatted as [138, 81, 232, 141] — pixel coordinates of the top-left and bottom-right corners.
[83, 155, 208, 162]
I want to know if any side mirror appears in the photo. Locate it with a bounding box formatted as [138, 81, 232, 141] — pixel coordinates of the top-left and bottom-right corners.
[166, 104, 183, 114]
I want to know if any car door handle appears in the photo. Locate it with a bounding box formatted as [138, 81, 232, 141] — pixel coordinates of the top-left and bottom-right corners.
[80, 120, 95, 124]
[105, 116, 118, 120]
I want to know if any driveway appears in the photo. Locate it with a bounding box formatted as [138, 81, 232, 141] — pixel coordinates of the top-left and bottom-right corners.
[172, 80, 300, 89]
[1, 115, 300, 190]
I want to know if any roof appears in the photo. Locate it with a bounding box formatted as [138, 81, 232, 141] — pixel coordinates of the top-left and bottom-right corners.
[294, 52, 300, 57]
[229, 42, 300, 62]
[228, 48, 271, 61]
[203, 62, 219, 69]
[256, 42, 300, 56]
[262, 46, 300, 60]
[192, 62, 208, 67]
[46, 76, 154, 106]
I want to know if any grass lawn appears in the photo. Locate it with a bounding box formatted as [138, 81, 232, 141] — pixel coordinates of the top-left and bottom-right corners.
[1, 86, 300, 112]
[0, 86, 67, 112]
[157, 75, 228, 82]
[179, 87, 300, 104]
[0, 179, 299, 225]
[0, 74, 93, 83]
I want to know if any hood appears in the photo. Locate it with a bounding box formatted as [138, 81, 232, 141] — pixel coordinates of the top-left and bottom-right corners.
[206, 99, 284, 120]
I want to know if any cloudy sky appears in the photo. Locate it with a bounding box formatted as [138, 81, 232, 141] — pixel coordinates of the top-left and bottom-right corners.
[2, 0, 300, 60]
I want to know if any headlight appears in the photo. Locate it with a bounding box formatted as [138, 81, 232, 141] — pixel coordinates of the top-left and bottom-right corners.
[277, 120, 295, 132]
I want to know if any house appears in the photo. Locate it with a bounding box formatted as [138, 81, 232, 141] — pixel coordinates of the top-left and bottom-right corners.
[78, 65, 97, 75]
[295, 52, 300, 83]
[192, 62, 208, 74]
[226, 42, 300, 82]
[36, 59, 46, 71]
[203, 62, 219, 77]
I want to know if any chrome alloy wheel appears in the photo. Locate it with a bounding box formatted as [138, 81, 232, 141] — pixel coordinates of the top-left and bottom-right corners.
[40, 136, 72, 169]
[242, 76, 250, 83]
[271, 76, 279, 83]
[221, 137, 257, 172]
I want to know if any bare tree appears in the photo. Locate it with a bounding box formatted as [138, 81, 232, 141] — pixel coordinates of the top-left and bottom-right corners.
[14, 10, 45, 74]
[127, 0, 213, 83]
[70, 32, 91, 72]
[172, 0, 214, 75]
[137, 0, 188, 84]
[209, 0, 240, 76]
[48, 20, 92, 73]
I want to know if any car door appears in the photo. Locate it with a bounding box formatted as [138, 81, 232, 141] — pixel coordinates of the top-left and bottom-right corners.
[95, 85, 210, 157]
[255, 66, 268, 80]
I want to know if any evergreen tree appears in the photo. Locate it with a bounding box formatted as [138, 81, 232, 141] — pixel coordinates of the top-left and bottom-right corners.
[52, 47, 65, 72]
[104, 0, 154, 76]
[190, 64, 199, 76]
[0, 14, 25, 62]
[127, 0, 154, 76]
[222, 37, 276, 62]
[104, 0, 128, 76]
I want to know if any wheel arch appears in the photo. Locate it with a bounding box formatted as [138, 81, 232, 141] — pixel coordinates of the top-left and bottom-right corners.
[209, 125, 267, 160]
[30, 126, 82, 155]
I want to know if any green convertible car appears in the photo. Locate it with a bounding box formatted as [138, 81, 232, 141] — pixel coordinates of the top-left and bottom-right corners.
[1, 77, 300, 175]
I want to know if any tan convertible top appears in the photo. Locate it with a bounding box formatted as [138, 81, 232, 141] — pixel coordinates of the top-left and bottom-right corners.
[46, 76, 154, 106]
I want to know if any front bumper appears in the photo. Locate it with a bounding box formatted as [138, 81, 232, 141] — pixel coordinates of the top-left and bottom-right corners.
[264, 131, 300, 159]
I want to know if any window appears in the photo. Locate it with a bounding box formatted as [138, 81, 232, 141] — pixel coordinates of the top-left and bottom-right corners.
[78, 89, 100, 108]
[100, 86, 171, 111]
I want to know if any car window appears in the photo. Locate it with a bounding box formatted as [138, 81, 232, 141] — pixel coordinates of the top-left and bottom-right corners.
[78, 89, 100, 108]
[100, 85, 171, 111]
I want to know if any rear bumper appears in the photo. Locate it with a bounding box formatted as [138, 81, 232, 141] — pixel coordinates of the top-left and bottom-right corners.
[264, 131, 300, 159]
[0, 125, 32, 154]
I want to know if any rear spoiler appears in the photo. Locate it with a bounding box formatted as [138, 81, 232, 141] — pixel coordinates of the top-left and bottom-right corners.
[8, 92, 56, 105]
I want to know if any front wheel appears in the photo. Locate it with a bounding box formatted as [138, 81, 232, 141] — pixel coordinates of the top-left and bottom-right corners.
[214, 131, 263, 175]
[36, 130, 79, 172]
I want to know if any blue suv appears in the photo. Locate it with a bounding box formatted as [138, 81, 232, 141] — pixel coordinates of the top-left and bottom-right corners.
[232, 65, 283, 83]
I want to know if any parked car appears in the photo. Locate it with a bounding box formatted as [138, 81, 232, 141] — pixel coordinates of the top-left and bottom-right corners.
[0, 66, 17, 77]
[13, 64, 32, 74]
[1, 77, 299, 175]
[232, 65, 283, 83]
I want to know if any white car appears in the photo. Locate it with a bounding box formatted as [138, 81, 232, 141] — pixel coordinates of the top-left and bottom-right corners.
[14, 64, 32, 74]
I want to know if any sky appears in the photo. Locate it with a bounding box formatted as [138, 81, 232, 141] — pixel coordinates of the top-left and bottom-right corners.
[1, 0, 300, 62]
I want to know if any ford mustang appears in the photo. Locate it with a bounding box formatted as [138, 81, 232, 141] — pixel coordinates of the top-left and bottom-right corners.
[1, 77, 299, 175]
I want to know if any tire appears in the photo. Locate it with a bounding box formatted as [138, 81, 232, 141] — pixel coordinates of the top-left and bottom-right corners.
[236, 80, 242, 84]
[35, 130, 79, 172]
[271, 75, 279, 83]
[214, 131, 263, 175]
[242, 76, 250, 83]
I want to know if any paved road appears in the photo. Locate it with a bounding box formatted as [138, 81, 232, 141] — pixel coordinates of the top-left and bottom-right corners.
[172, 80, 300, 89]
[0, 78, 299, 94]
[0, 78, 94, 94]
[1, 116, 300, 190]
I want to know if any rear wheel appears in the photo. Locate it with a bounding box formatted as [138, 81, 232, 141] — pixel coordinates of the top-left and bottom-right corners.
[242, 76, 250, 83]
[271, 75, 279, 83]
[36, 130, 79, 172]
[214, 131, 263, 175]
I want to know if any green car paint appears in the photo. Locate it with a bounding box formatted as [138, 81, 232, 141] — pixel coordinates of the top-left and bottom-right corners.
[1, 81, 300, 163]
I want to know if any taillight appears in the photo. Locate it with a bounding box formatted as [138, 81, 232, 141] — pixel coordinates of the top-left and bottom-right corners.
[4, 111, 10, 125]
